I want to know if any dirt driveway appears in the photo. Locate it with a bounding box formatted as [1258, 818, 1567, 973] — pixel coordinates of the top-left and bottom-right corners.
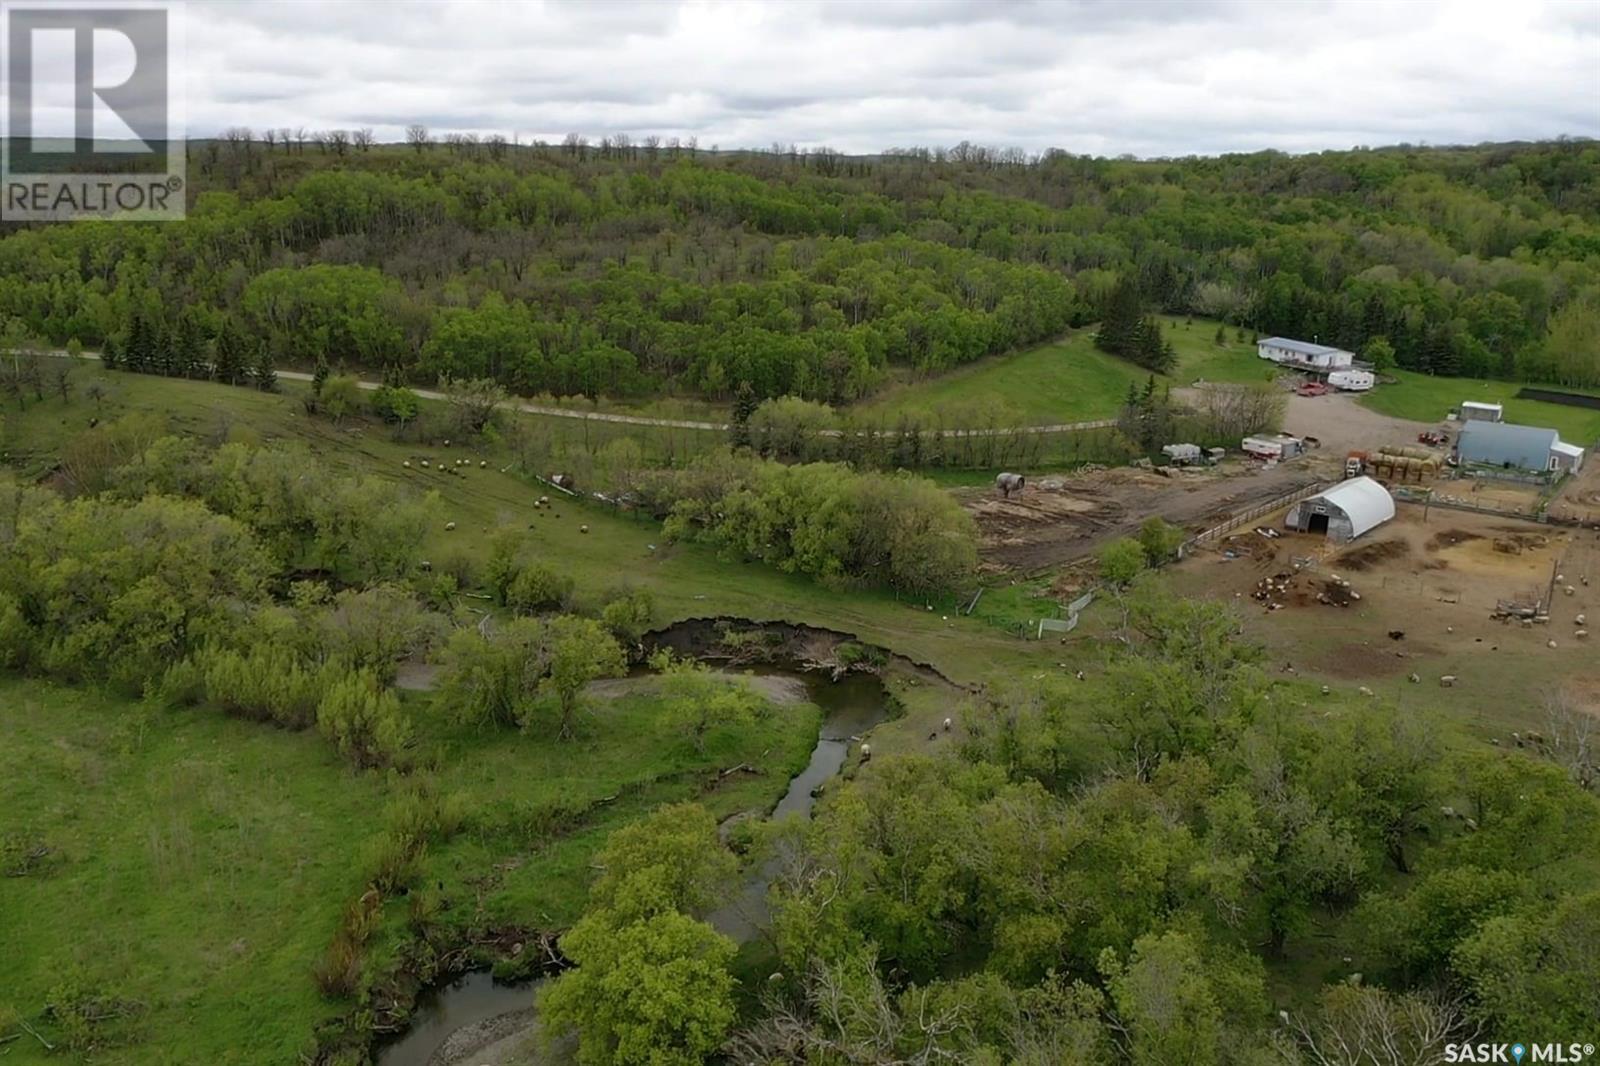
[1280, 392, 1444, 456]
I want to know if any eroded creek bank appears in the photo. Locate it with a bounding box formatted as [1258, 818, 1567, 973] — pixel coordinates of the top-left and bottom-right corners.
[373, 617, 961, 1066]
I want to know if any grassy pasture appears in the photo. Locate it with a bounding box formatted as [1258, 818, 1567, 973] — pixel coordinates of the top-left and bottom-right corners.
[0, 674, 821, 1063]
[1359, 369, 1600, 445]
[852, 317, 1270, 426]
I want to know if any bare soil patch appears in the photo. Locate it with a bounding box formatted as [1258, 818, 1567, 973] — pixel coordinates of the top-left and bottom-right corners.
[1335, 538, 1410, 572]
[959, 462, 1320, 571]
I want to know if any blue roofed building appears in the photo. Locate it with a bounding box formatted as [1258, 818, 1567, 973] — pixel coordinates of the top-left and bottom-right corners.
[1453, 420, 1585, 474]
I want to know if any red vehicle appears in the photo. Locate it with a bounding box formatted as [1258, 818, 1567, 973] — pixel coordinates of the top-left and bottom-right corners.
[1418, 430, 1448, 446]
[1295, 381, 1330, 397]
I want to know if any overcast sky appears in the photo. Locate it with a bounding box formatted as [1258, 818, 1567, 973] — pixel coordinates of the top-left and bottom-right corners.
[174, 0, 1599, 157]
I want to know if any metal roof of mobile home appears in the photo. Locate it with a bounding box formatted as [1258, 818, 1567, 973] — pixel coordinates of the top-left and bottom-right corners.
[1259, 337, 1349, 357]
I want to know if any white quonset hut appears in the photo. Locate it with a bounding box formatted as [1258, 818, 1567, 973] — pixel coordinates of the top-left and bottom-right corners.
[1284, 476, 1395, 543]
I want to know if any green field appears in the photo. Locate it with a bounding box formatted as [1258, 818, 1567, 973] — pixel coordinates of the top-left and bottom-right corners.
[1, 368, 1060, 680]
[0, 369, 1073, 1062]
[852, 317, 1271, 426]
[0, 671, 823, 1063]
[1359, 369, 1600, 445]
[7, 364, 1595, 1062]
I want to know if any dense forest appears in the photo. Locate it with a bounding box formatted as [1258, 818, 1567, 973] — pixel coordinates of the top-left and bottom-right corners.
[1, 137, 1598, 406]
[540, 584, 1600, 1064]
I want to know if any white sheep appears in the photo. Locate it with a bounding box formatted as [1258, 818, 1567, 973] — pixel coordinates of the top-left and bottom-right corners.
[580, 524, 590, 534]
[942, 717, 952, 732]
[403, 460, 411, 468]
[859, 743, 871, 761]
[445, 521, 457, 531]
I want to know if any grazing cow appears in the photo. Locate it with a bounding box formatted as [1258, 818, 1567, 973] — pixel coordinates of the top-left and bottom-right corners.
[996, 472, 1026, 498]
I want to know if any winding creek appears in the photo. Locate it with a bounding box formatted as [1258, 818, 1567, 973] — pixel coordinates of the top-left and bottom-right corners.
[376, 665, 890, 1066]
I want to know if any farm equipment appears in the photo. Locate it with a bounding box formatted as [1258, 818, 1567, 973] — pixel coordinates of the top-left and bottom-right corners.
[1417, 430, 1448, 446]
[1345, 451, 1366, 477]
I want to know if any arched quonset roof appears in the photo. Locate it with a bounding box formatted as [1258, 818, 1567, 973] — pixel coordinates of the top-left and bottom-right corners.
[1315, 476, 1395, 539]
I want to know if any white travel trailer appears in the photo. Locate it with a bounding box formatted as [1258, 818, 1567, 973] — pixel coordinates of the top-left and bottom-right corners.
[1327, 369, 1375, 392]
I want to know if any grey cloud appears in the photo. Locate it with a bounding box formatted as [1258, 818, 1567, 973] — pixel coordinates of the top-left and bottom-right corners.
[178, 0, 1599, 155]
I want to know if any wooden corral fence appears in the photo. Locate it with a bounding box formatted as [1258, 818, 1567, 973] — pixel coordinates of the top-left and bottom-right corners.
[1181, 481, 1333, 554]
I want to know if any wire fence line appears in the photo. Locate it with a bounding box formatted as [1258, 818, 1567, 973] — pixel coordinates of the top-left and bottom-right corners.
[1182, 481, 1334, 551]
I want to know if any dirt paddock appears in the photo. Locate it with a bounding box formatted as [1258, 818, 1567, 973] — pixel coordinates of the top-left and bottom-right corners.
[958, 462, 1321, 571]
[1169, 502, 1600, 735]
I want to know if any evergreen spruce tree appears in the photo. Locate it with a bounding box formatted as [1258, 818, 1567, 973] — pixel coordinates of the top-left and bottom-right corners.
[183, 317, 208, 378]
[213, 319, 245, 385]
[100, 333, 122, 371]
[1214, 324, 1227, 346]
[252, 340, 278, 392]
[1095, 277, 1143, 357]
[125, 314, 153, 374]
[729, 380, 758, 447]
[153, 319, 178, 377]
[311, 355, 330, 397]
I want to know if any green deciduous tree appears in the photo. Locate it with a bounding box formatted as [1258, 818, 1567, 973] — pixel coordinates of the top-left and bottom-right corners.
[316, 669, 413, 768]
[650, 652, 766, 753]
[541, 804, 739, 1065]
[543, 616, 625, 740]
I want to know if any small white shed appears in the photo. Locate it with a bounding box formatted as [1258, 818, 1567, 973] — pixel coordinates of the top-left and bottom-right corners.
[1285, 477, 1395, 543]
[1459, 401, 1504, 423]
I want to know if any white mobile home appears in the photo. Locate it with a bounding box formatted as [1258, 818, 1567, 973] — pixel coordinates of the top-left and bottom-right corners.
[1257, 337, 1354, 371]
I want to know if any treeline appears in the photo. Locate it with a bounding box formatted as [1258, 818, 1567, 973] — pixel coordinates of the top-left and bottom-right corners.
[1, 139, 1597, 400]
[537, 583, 1600, 1062]
[635, 450, 978, 594]
[0, 417, 662, 769]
